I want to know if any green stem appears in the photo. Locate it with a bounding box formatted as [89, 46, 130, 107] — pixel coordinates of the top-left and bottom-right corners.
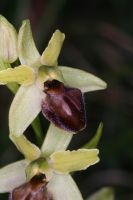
[32, 116, 43, 146]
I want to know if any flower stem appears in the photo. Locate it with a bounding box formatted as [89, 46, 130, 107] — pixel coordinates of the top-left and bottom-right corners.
[32, 116, 43, 146]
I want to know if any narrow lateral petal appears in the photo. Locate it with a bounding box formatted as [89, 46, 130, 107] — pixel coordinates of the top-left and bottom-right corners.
[9, 84, 43, 136]
[10, 134, 41, 161]
[60, 66, 107, 93]
[0, 65, 35, 86]
[49, 149, 99, 174]
[0, 56, 19, 93]
[47, 174, 83, 200]
[0, 15, 18, 63]
[0, 160, 28, 193]
[18, 20, 41, 67]
[41, 124, 72, 157]
[41, 30, 65, 66]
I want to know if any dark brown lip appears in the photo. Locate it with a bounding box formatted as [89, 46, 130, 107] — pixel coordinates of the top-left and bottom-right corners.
[42, 79, 86, 133]
[9, 174, 52, 200]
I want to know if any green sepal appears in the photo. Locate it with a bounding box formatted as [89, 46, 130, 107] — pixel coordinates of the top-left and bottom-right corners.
[9, 84, 43, 137]
[47, 174, 83, 200]
[60, 66, 107, 93]
[41, 124, 72, 157]
[0, 160, 28, 193]
[18, 20, 41, 67]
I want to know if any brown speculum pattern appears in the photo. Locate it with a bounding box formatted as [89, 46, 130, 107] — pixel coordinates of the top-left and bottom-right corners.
[42, 79, 86, 133]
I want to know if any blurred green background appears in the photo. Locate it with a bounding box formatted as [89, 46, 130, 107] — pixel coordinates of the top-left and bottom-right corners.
[0, 0, 133, 199]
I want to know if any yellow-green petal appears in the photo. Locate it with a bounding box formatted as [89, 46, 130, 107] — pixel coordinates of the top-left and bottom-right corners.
[60, 66, 107, 93]
[47, 174, 83, 200]
[86, 187, 114, 200]
[41, 30, 65, 66]
[0, 160, 28, 193]
[18, 20, 41, 67]
[10, 134, 41, 161]
[49, 149, 99, 174]
[0, 65, 35, 86]
[0, 15, 18, 63]
[9, 84, 44, 137]
[41, 124, 72, 157]
[0, 56, 19, 93]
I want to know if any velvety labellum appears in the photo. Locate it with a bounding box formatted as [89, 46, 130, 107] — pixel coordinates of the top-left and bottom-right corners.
[41, 79, 86, 133]
[9, 174, 52, 200]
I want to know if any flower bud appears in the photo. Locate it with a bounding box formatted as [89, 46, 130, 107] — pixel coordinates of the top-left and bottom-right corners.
[0, 15, 18, 63]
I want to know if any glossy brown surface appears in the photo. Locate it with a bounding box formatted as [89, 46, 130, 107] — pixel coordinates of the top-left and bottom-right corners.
[9, 174, 51, 200]
[42, 79, 86, 133]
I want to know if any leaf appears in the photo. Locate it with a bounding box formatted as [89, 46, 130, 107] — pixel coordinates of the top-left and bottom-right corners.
[41, 30, 65, 66]
[60, 66, 107, 93]
[83, 122, 103, 149]
[47, 174, 83, 200]
[10, 134, 41, 161]
[0, 15, 18, 63]
[86, 187, 114, 200]
[9, 84, 43, 136]
[49, 149, 99, 174]
[18, 20, 41, 67]
[41, 124, 72, 157]
[0, 160, 28, 193]
[0, 65, 35, 86]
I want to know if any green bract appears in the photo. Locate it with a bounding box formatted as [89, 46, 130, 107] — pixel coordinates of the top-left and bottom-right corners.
[0, 16, 107, 200]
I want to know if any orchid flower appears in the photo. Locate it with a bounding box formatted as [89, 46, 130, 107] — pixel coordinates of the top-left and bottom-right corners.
[0, 15, 107, 200]
[0, 124, 100, 200]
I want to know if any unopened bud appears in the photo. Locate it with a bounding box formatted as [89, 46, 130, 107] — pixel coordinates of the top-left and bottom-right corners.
[0, 15, 18, 63]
